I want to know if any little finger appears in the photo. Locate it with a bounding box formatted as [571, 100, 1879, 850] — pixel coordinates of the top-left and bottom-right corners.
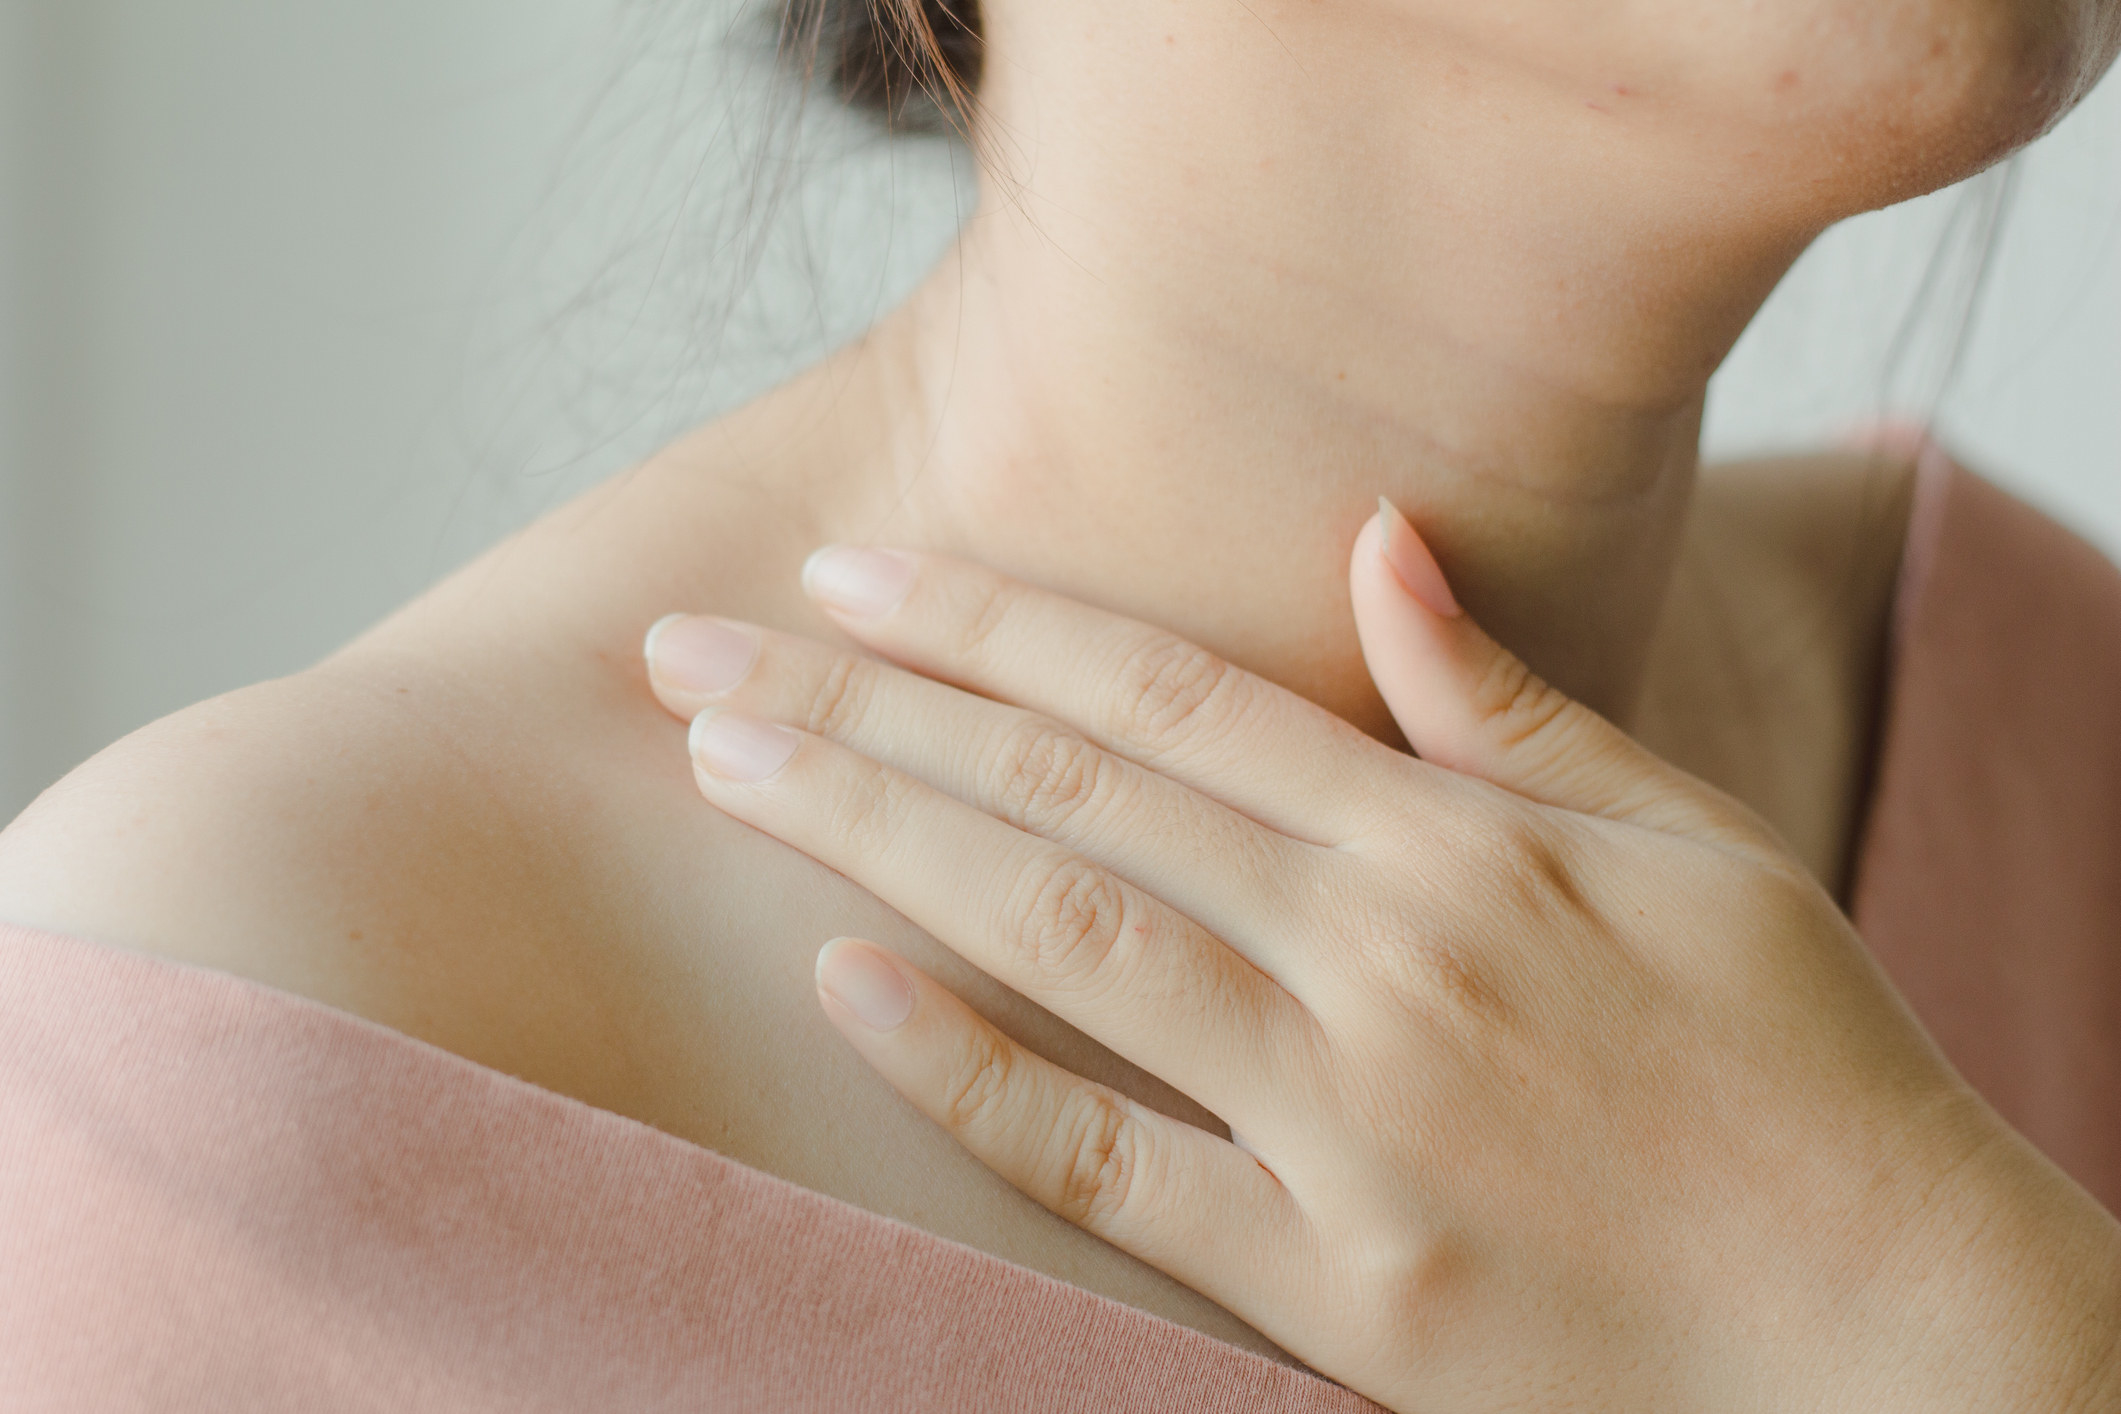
[814, 936, 1313, 1332]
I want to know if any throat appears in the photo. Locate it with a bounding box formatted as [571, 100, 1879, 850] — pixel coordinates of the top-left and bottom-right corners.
[805, 250, 1707, 741]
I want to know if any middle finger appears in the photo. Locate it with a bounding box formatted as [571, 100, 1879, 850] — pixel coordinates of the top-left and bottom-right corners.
[646, 616, 1323, 953]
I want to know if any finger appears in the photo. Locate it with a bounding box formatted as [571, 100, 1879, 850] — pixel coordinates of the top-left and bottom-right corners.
[643, 615, 1316, 948]
[813, 936, 1311, 1330]
[1351, 500, 1766, 849]
[795, 546, 1415, 847]
[685, 708, 1314, 1116]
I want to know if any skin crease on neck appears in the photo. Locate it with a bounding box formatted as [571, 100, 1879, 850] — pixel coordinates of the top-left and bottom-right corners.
[5, 0, 2119, 1364]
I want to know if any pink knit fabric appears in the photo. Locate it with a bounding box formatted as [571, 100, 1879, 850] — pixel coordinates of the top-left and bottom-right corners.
[1850, 456, 2121, 1213]
[3, 461, 2116, 1410]
[0, 925, 1370, 1412]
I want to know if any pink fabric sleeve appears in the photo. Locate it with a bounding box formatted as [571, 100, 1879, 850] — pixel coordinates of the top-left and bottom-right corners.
[0, 924, 1373, 1412]
[1850, 455, 2121, 1212]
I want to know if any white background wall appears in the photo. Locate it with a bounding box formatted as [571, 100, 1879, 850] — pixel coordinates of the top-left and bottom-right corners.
[1, 0, 2116, 824]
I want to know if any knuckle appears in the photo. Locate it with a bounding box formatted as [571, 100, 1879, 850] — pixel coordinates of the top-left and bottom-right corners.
[1396, 935, 1510, 1023]
[1114, 634, 1246, 747]
[1355, 894, 1511, 1026]
[1467, 810, 1584, 921]
[1011, 856, 1132, 990]
[1468, 651, 1576, 754]
[803, 652, 876, 739]
[949, 574, 1020, 668]
[1347, 1230, 1472, 1359]
[826, 757, 910, 856]
[1051, 1089, 1139, 1229]
[1356, 811, 1569, 1025]
[940, 1025, 1018, 1136]
[987, 717, 1110, 832]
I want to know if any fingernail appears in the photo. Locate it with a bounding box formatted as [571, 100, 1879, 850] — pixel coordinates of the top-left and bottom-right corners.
[816, 938, 915, 1031]
[689, 709, 801, 782]
[646, 616, 759, 695]
[802, 546, 917, 619]
[1376, 498, 1462, 618]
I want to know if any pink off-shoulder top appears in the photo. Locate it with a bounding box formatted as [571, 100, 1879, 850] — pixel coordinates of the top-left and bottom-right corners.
[4, 458, 2118, 1412]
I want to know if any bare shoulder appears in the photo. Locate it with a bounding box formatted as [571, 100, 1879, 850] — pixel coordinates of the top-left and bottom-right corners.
[2, 667, 410, 985]
[0, 586, 1285, 1355]
[0, 370, 871, 1106]
[7, 670, 432, 962]
[0, 650, 656, 1090]
[1638, 446, 1918, 892]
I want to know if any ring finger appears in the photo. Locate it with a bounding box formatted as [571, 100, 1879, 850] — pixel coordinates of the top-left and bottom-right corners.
[683, 706, 1314, 1120]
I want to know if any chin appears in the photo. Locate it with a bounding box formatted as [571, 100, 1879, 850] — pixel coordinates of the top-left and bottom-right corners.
[1806, 0, 2116, 200]
[1394, 0, 2117, 212]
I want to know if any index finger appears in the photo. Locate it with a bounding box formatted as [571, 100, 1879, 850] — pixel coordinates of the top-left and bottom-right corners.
[799, 547, 1416, 846]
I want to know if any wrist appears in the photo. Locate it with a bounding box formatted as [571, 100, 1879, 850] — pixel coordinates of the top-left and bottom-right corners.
[1836, 1106, 2121, 1414]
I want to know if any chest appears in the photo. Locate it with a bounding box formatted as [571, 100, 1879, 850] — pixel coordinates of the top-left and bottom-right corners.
[452, 733, 1282, 1356]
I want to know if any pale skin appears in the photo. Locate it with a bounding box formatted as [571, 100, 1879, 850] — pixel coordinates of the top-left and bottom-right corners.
[1, 0, 2119, 1392]
[640, 519, 2121, 1410]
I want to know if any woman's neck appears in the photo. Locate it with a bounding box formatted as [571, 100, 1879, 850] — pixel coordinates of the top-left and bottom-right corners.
[588, 0, 2085, 743]
[761, 5, 1857, 736]
[799, 256, 1705, 739]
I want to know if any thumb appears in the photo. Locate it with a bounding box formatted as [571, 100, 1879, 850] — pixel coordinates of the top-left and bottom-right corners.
[1351, 498, 1755, 846]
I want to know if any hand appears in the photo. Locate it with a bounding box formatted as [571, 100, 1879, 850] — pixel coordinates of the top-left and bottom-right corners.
[641, 502, 2121, 1412]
